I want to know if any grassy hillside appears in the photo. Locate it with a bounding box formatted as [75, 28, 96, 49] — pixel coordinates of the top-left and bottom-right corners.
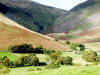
[0, 0, 66, 33]
[53, 0, 100, 33]
[0, 13, 68, 50]
[49, 0, 100, 43]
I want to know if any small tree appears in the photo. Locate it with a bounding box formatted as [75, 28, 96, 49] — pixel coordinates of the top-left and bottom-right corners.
[8, 44, 34, 53]
[13, 61, 20, 67]
[61, 56, 73, 65]
[50, 52, 60, 60]
[70, 43, 85, 51]
[35, 45, 44, 53]
[46, 59, 60, 69]
[66, 41, 70, 44]
[43, 49, 56, 55]
[27, 54, 39, 66]
[70, 43, 78, 50]
[13, 55, 28, 67]
[10, 61, 14, 68]
[18, 55, 27, 66]
[55, 38, 59, 41]
[2, 56, 7, 61]
[3, 57, 10, 67]
[82, 50, 99, 62]
[79, 44, 85, 51]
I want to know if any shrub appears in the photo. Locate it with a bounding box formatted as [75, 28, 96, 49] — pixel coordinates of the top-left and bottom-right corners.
[82, 50, 99, 62]
[70, 43, 85, 51]
[79, 44, 85, 51]
[18, 55, 27, 66]
[8, 44, 34, 53]
[55, 51, 62, 56]
[61, 56, 73, 65]
[43, 49, 56, 55]
[45, 60, 60, 69]
[27, 54, 39, 66]
[50, 52, 60, 60]
[10, 61, 14, 68]
[39, 62, 47, 66]
[70, 43, 78, 50]
[8, 44, 56, 54]
[66, 41, 70, 44]
[34, 45, 44, 53]
[8, 45, 14, 51]
[13, 61, 20, 67]
[13, 55, 28, 67]
[55, 38, 59, 41]
[2, 56, 7, 61]
[2, 57, 10, 67]
[13, 54, 39, 67]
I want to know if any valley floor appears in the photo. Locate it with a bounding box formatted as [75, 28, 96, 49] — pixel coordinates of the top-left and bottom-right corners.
[0, 51, 100, 75]
[4, 65, 100, 75]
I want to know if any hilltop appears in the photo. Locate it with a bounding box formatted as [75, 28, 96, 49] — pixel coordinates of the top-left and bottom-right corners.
[0, 0, 66, 33]
[49, 0, 100, 43]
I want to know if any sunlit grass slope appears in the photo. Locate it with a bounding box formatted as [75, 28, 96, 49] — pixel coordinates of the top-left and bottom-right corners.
[0, 13, 67, 50]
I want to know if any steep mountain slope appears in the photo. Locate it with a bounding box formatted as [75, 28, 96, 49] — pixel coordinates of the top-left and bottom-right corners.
[49, 0, 100, 43]
[0, 0, 66, 33]
[0, 13, 68, 50]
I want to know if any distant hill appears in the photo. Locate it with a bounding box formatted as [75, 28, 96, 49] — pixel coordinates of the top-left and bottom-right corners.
[49, 0, 100, 43]
[0, 13, 68, 50]
[0, 0, 66, 33]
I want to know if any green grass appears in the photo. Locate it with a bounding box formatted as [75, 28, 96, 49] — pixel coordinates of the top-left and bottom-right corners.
[62, 52, 81, 58]
[4, 65, 100, 75]
[0, 52, 17, 61]
[0, 51, 100, 75]
[36, 54, 47, 62]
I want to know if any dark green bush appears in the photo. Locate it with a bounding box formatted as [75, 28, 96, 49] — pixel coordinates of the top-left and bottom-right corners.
[61, 56, 73, 65]
[34, 45, 44, 53]
[55, 38, 59, 41]
[8, 44, 56, 54]
[10, 61, 14, 68]
[43, 49, 56, 55]
[66, 41, 70, 44]
[82, 50, 99, 62]
[79, 44, 85, 51]
[8, 44, 34, 53]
